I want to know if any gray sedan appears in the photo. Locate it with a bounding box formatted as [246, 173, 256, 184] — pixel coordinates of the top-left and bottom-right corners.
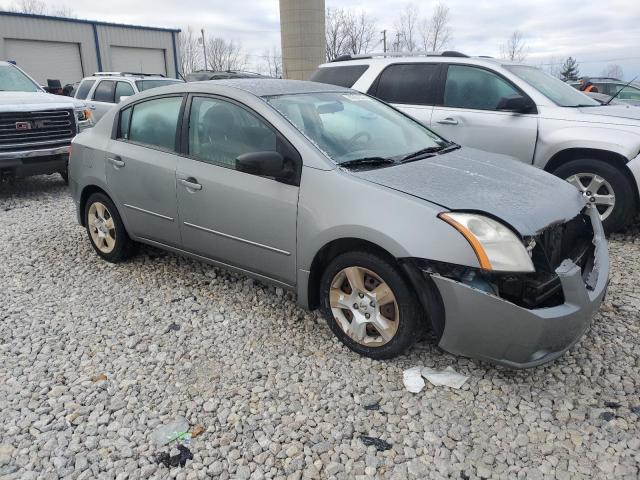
[68, 79, 609, 368]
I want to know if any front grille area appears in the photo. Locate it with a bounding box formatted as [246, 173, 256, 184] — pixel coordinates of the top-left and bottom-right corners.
[0, 109, 76, 152]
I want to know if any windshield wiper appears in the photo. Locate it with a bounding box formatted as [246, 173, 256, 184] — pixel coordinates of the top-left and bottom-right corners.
[401, 142, 460, 162]
[339, 157, 396, 169]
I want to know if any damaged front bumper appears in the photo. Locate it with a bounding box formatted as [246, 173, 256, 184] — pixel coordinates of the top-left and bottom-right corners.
[420, 207, 609, 369]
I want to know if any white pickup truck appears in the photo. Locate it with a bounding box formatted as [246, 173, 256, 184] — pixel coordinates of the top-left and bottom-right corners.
[0, 61, 92, 183]
[313, 53, 640, 233]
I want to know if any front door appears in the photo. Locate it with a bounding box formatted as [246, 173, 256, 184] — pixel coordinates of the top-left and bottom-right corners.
[106, 95, 185, 247]
[430, 64, 538, 164]
[176, 96, 299, 285]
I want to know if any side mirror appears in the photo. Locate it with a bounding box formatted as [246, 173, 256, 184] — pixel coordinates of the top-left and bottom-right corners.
[497, 95, 534, 113]
[236, 151, 288, 178]
[118, 95, 131, 103]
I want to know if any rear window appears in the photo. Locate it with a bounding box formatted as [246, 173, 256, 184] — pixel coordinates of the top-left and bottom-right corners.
[135, 79, 183, 92]
[75, 79, 95, 100]
[310, 65, 369, 88]
[373, 63, 441, 106]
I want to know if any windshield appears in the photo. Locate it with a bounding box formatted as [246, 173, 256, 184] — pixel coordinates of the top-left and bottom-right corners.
[135, 79, 183, 92]
[266, 92, 447, 164]
[0, 65, 41, 92]
[505, 65, 599, 107]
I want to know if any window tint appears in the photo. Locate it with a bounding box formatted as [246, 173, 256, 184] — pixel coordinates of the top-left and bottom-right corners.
[444, 65, 522, 110]
[127, 96, 183, 151]
[310, 65, 369, 88]
[115, 81, 135, 103]
[188, 97, 277, 169]
[92, 80, 116, 103]
[374, 64, 441, 105]
[75, 79, 95, 100]
[135, 79, 183, 91]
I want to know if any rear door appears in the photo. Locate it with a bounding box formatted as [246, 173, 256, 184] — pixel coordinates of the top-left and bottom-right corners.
[106, 95, 185, 247]
[176, 95, 299, 285]
[88, 80, 116, 122]
[430, 64, 538, 163]
[367, 63, 444, 126]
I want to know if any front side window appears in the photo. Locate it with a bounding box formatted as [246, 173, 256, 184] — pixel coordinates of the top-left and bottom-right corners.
[115, 81, 135, 103]
[505, 65, 599, 107]
[93, 80, 116, 103]
[0, 65, 41, 92]
[444, 65, 522, 110]
[374, 63, 441, 105]
[266, 91, 446, 164]
[75, 79, 95, 100]
[615, 84, 640, 101]
[188, 97, 277, 168]
[121, 96, 183, 151]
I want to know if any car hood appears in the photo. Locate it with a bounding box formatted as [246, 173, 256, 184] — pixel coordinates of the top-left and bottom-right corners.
[350, 147, 586, 236]
[577, 104, 640, 123]
[0, 91, 84, 112]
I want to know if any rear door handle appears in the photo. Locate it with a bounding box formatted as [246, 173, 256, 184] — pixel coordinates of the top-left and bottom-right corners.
[179, 178, 202, 191]
[437, 117, 459, 125]
[107, 156, 125, 168]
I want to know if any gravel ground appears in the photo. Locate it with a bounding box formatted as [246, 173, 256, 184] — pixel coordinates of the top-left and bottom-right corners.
[0, 175, 639, 480]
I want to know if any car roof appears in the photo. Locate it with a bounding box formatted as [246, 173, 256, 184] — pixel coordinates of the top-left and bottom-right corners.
[82, 74, 175, 81]
[317, 54, 526, 70]
[202, 78, 350, 97]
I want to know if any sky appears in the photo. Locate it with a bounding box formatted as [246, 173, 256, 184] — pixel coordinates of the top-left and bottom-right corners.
[2, 0, 640, 79]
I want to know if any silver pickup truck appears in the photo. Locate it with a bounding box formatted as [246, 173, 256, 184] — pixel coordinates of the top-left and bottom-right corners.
[0, 61, 92, 183]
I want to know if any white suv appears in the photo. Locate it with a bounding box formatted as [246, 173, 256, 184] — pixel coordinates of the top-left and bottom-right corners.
[74, 72, 183, 122]
[312, 53, 640, 232]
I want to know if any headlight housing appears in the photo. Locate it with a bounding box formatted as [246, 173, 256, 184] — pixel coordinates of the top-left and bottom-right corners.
[439, 212, 535, 272]
[75, 108, 91, 122]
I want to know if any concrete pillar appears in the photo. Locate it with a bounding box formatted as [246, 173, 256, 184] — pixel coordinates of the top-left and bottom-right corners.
[279, 0, 325, 80]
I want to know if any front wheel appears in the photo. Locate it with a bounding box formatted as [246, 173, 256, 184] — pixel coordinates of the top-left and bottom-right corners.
[319, 251, 421, 359]
[553, 159, 636, 233]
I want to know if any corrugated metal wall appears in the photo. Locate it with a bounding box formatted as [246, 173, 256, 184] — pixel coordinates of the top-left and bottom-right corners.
[0, 13, 179, 83]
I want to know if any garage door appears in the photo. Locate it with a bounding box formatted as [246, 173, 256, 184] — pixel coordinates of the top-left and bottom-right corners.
[5, 39, 84, 85]
[110, 46, 166, 76]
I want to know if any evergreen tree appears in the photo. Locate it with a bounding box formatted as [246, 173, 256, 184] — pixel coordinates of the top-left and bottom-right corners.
[560, 57, 580, 81]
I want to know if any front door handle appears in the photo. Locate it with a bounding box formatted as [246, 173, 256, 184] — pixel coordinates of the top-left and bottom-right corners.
[88, 105, 97, 110]
[179, 178, 202, 191]
[437, 117, 459, 125]
[107, 156, 125, 168]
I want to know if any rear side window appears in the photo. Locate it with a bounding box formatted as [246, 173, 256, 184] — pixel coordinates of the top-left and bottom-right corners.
[93, 80, 115, 103]
[373, 63, 441, 105]
[310, 65, 369, 88]
[75, 80, 95, 100]
[119, 96, 183, 151]
[115, 81, 135, 103]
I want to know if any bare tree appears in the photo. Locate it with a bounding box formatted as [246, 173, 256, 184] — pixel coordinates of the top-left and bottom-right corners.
[205, 37, 247, 72]
[500, 31, 528, 62]
[262, 46, 282, 78]
[420, 3, 452, 52]
[342, 10, 377, 55]
[395, 4, 419, 52]
[541, 56, 563, 78]
[8, 0, 75, 16]
[178, 27, 202, 75]
[601, 64, 624, 79]
[325, 7, 348, 61]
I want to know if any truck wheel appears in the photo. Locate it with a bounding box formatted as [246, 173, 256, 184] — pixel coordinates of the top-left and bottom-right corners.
[553, 159, 636, 233]
[84, 192, 134, 262]
[319, 250, 421, 359]
[59, 170, 69, 185]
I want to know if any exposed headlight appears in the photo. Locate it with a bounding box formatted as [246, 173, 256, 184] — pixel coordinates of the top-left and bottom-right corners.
[439, 212, 535, 272]
[75, 108, 91, 122]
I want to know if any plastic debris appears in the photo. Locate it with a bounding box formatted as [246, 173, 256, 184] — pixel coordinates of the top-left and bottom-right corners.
[363, 402, 380, 411]
[164, 322, 181, 334]
[151, 418, 190, 446]
[155, 444, 194, 468]
[360, 435, 392, 451]
[402, 366, 426, 393]
[421, 366, 469, 389]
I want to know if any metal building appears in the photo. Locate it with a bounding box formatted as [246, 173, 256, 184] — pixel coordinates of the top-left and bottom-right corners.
[0, 11, 181, 85]
[279, 0, 325, 80]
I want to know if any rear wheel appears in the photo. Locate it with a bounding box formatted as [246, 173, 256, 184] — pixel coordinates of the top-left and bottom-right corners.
[319, 251, 421, 359]
[553, 159, 636, 233]
[84, 192, 134, 262]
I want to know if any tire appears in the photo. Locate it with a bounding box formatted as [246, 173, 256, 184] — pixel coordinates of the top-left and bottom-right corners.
[553, 159, 636, 233]
[84, 192, 134, 262]
[59, 170, 69, 185]
[319, 250, 422, 359]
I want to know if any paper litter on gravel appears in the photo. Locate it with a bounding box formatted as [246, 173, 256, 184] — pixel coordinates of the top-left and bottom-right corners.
[403, 366, 469, 392]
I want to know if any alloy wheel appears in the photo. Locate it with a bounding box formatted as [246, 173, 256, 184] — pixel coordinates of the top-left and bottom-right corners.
[566, 173, 616, 220]
[329, 266, 399, 347]
[88, 202, 116, 254]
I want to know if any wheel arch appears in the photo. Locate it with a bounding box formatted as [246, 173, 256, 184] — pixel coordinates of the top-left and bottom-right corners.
[544, 148, 639, 205]
[79, 184, 112, 227]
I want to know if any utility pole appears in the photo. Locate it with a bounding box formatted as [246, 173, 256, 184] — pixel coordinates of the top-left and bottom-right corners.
[381, 30, 387, 53]
[201, 28, 208, 70]
[395, 32, 401, 52]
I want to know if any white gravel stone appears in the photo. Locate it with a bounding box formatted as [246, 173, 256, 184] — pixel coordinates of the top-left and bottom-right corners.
[0, 176, 639, 480]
